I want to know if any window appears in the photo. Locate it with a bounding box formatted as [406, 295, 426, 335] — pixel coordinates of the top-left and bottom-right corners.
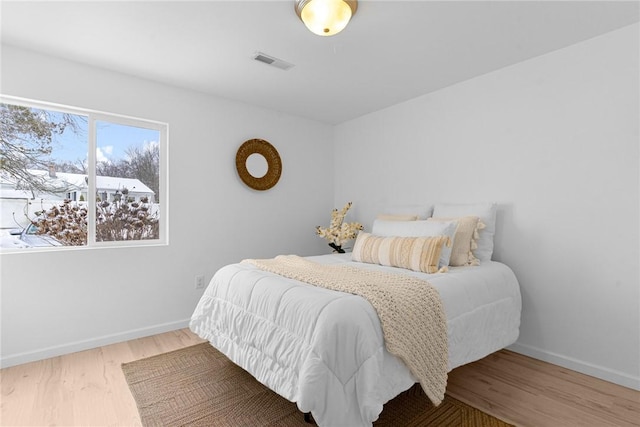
[0, 96, 168, 251]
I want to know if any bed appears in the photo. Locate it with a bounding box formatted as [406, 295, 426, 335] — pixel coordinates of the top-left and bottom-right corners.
[190, 203, 521, 426]
[190, 252, 521, 426]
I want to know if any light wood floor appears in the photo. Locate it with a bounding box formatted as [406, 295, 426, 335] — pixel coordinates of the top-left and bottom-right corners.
[1, 328, 638, 426]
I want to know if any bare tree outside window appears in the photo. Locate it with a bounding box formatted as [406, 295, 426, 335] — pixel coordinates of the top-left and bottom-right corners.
[0, 103, 85, 198]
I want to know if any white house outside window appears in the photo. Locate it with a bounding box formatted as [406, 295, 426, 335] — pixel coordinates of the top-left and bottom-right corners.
[0, 96, 168, 251]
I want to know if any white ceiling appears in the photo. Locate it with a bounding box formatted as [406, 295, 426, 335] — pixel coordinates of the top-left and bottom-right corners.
[1, 1, 638, 124]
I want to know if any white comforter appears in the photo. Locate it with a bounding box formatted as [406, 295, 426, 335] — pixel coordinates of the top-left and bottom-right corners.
[189, 253, 521, 426]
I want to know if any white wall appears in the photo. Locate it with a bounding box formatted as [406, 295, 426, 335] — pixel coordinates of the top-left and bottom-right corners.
[0, 45, 334, 367]
[334, 24, 639, 389]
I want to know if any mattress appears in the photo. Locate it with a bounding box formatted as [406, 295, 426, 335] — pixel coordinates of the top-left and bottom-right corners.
[190, 253, 521, 426]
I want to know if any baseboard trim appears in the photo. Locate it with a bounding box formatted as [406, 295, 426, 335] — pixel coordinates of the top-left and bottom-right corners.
[508, 342, 640, 391]
[0, 319, 191, 369]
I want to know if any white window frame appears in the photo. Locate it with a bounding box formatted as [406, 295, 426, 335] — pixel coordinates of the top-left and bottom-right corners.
[1, 95, 169, 250]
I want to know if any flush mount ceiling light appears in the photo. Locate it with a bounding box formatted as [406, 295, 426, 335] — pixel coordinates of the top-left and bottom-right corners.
[295, 0, 357, 36]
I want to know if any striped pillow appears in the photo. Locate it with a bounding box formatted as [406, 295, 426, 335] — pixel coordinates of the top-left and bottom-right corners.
[351, 232, 450, 274]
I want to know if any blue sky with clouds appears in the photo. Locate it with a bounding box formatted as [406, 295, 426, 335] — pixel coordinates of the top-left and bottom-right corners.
[50, 112, 159, 165]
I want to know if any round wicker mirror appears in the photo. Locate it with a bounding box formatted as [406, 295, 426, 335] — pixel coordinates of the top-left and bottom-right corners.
[235, 139, 282, 191]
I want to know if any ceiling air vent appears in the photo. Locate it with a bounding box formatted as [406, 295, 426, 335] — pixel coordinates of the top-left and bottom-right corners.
[253, 52, 295, 71]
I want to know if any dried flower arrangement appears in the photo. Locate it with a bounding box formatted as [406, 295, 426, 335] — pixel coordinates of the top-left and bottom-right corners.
[315, 202, 363, 253]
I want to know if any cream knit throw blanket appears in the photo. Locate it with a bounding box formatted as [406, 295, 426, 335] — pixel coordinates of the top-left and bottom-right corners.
[245, 255, 448, 406]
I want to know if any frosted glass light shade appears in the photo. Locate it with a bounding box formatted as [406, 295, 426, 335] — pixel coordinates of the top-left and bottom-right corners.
[295, 0, 357, 36]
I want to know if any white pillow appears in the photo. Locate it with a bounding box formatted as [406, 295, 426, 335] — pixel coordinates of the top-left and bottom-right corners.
[432, 203, 497, 262]
[378, 204, 433, 220]
[372, 219, 457, 268]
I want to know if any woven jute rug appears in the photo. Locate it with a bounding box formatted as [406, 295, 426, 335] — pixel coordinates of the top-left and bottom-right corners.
[122, 343, 513, 426]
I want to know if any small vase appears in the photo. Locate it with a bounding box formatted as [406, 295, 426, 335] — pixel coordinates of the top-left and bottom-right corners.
[328, 243, 345, 253]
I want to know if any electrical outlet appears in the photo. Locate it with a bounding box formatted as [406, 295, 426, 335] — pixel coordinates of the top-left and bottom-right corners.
[195, 275, 205, 289]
